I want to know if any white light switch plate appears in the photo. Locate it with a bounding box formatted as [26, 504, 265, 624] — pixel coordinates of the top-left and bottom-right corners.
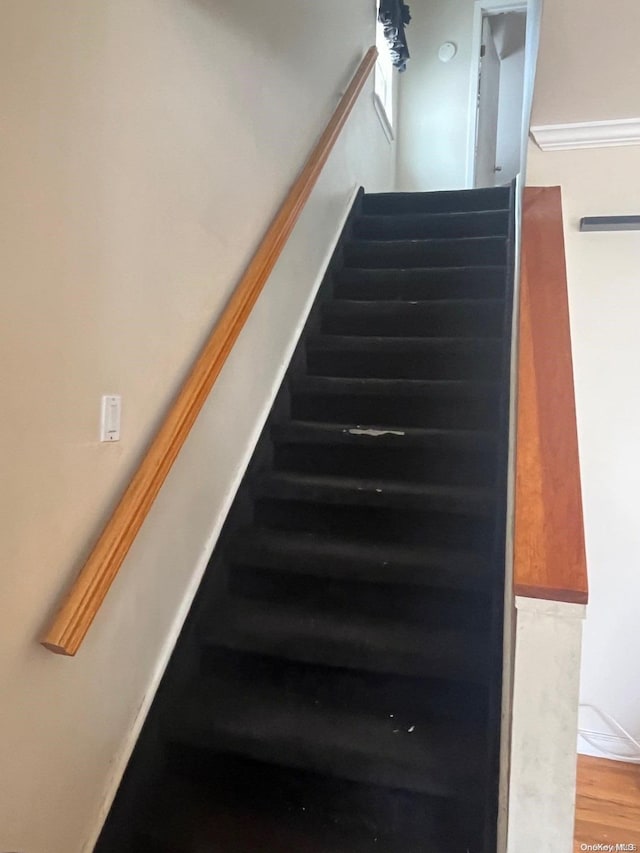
[100, 395, 121, 442]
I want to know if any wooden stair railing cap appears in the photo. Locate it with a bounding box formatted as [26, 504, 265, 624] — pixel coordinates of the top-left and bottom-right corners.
[41, 46, 378, 656]
[514, 186, 588, 605]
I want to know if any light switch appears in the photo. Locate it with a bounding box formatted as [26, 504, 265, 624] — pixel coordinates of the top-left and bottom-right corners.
[100, 395, 121, 442]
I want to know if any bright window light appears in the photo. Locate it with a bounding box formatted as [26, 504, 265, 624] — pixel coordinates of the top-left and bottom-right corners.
[375, 4, 394, 131]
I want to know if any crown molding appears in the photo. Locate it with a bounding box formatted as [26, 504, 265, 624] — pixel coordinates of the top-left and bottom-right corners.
[531, 118, 640, 151]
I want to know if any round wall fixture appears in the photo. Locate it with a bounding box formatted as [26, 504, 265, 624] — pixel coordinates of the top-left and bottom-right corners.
[438, 42, 457, 62]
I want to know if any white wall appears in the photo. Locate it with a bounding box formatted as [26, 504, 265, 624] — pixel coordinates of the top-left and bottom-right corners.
[396, 0, 477, 190]
[526, 142, 640, 760]
[0, 2, 394, 851]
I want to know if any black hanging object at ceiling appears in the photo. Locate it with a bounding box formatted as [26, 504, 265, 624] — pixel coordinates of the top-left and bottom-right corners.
[379, 0, 412, 72]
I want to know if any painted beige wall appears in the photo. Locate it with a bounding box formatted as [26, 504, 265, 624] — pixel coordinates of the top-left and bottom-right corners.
[0, 2, 394, 851]
[396, 0, 477, 190]
[532, 0, 640, 125]
[526, 141, 640, 759]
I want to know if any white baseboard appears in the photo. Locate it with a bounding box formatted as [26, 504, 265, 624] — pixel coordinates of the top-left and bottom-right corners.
[578, 728, 640, 762]
[82, 182, 361, 853]
[531, 118, 640, 151]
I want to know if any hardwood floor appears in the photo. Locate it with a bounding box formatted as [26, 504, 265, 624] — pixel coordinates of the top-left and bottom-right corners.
[575, 755, 640, 850]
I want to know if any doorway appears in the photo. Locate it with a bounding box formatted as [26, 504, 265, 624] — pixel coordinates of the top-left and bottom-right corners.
[469, 1, 527, 188]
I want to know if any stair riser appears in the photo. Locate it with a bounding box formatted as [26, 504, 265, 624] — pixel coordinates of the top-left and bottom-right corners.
[290, 391, 501, 430]
[165, 696, 479, 797]
[363, 187, 510, 215]
[344, 239, 507, 269]
[201, 635, 490, 684]
[228, 530, 492, 593]
[131, 834, 166, 853]
[335, 268, 507, 301]
[354, 211, 509, 240]
[321, 305, 504, 338]
[162, 749, 485, 849]
[200, 651, 490, 724]
[166, 734, 481, 798]
[307, 345, 502, 379]
[254, 501, 495, 553]
[256, 475, 494, 517]
[227, 569, 491, 629]
[273, 444, 497, 487]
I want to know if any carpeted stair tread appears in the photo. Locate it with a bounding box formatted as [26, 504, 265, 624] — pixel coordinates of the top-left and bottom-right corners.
[227, 526, 492, 591]
[321, 298, 504, 337]
[334, 265, 507, 301]
[254, 471, 496, 516]
[292, 375, 500, 395]
[354, 209, 509, 240]
[290, 376, 502, 430]
[362, 187, 511, 215]
[306, 336, 503, 380]
[291, 375, 500, 398]
[307, 334, 503, 352]
[166, 675, 486, 797]
[272, 419, 497, 450]
[135, 772, 447, 853]
[344, 236, 507, 269]
[199, 596, 491, 682]
[324, 297, 504, 312]
[198, 653, 492, 729]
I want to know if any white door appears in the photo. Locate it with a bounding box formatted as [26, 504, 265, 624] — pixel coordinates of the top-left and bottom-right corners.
[493, 11, 527, 184]
[475, 15, 501, 188]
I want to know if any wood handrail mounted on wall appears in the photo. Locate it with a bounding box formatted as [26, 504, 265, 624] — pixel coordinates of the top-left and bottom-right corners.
[514, 186, 588, 605]
[42, 46, 378, 656]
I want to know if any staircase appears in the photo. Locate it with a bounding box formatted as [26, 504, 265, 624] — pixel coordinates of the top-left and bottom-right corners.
[97, 186, 515, 853]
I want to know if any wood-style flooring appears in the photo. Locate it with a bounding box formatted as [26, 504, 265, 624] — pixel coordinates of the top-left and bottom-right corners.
[575, 755, 640, 850]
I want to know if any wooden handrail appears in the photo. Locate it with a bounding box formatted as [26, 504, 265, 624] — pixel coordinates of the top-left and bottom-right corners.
[42, 46, 378, 656]
[514, 186, 588, 604]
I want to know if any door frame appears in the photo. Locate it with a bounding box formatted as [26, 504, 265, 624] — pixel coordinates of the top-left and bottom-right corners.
[465, 0, 528, 188]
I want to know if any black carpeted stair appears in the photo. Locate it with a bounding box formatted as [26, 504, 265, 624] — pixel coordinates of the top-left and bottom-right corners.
[227, 525, 492, 591]
[96, 185, 514, 853]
